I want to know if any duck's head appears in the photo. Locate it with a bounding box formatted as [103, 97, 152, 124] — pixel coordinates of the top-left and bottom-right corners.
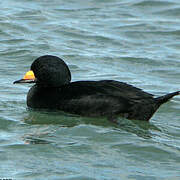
[14, 55, 71, 87]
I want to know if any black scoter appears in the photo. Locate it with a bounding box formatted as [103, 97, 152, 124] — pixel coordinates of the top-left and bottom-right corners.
[14, 55, 179, 122]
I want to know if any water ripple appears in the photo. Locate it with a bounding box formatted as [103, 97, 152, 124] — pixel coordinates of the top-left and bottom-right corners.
[0, 0, 180, 179]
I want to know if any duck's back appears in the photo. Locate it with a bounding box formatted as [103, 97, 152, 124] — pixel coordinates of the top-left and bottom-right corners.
[27, 80, 156, 120]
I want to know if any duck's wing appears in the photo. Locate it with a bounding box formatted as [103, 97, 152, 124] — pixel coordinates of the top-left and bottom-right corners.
[98, 80, 154, 100]
[67, 80, 153, 100]
[59, 80, 153, 117]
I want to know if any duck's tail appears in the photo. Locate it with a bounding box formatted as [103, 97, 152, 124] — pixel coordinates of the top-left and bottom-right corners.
[155, 91, 180, 105]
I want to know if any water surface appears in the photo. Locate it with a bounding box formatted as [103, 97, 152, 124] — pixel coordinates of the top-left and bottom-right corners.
[0, 0, 180, 179]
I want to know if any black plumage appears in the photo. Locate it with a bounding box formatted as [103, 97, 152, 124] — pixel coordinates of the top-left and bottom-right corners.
[14, 55, 179, 121]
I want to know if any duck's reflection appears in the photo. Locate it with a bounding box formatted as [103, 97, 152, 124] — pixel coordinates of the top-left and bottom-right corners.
[22, 109, 161, 144]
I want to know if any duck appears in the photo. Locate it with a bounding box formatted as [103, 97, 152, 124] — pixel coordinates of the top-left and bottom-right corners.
[14, 55, 179, 122]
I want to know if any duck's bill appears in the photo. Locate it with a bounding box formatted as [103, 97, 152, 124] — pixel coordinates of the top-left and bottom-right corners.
[13, 70, 36, 84]
[13, 79, 36, 84]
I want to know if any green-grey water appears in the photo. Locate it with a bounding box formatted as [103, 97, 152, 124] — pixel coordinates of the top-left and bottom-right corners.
[0, 0, 180, 179]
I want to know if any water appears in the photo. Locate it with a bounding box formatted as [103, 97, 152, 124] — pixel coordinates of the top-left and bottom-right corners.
[0, 0, 180, 179]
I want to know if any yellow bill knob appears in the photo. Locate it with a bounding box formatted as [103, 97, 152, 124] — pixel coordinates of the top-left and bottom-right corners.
[23, 70, 35, 80]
